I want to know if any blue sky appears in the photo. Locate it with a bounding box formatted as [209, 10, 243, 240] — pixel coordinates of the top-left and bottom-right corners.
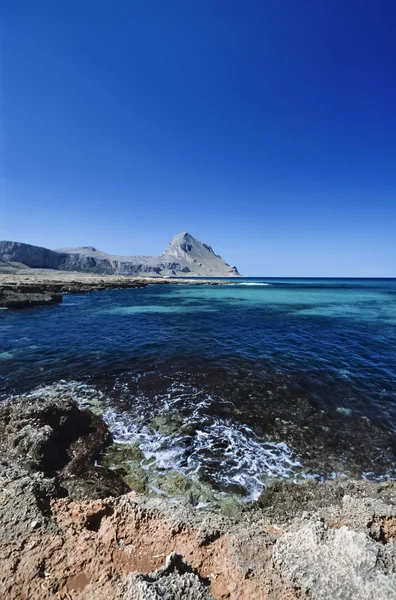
[1, 1, 395, 276]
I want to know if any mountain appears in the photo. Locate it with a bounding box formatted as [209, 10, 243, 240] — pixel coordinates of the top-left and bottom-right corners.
[160, 232, 240, 276]
[0, 233, 241, 277]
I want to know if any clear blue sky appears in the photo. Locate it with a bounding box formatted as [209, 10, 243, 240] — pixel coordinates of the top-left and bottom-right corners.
[1, 1, 395, 276]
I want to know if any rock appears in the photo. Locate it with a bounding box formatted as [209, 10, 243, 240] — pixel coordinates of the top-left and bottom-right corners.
[155, 471, 191, 496]
[124, 552, 215, 599]
[149, 471, 218, 506]
[274, 521, 396, 600]
[256, 478, 396, 525]
[0, 290, 62, 308]
[103, 443, 147, 493]
[1, 410, 396, 600]
[220, 497, 241, 518]
[0, 268, 243, 311]
[0, 275, 147, 309]
[123, 467, 148, 493]
[104, 442, 145, 464]
[150, 413, 185, 436]
[2, 395, 396, 600]
[0, 394, 128, 501]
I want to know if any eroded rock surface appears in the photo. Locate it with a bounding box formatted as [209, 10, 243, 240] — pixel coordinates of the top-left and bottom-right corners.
[0, 394, 128, 508]
[124, 553, 215, 600]
[275, 521, 396, 600]
[1, 394, 396, 600]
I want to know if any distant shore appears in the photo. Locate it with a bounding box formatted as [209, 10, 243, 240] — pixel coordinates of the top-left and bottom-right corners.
[0, 270, 236, 309]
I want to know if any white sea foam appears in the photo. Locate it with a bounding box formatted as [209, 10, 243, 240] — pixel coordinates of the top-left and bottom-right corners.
[103, 405, 306, 500]
[10, 379, 310, 501]
[237, 282, 270, 286]
[97, 379, 310, 500]
[0, 351, 15, 360]
[102, 305, 217, 315]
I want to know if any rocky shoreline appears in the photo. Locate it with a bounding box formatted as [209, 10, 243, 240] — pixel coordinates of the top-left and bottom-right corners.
[0, 271, 234, 309]
[1, 393, 396, 599]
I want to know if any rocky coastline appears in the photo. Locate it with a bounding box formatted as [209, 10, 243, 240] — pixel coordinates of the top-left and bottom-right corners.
[1, 393, 396, 599]
[0, 271, 235, 309]
[0, 232, 241, 278]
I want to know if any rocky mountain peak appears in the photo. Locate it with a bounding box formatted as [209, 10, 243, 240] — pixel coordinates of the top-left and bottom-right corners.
[160, 232, 240, 276]
[165, 232, 195, 253]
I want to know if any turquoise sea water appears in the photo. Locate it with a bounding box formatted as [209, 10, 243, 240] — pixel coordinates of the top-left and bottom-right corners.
[1, 278, 396, 500]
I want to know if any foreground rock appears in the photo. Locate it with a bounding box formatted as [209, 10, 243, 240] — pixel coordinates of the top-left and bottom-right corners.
[1, 395, 396, 599]
[275, 520, 396, 600]
[124, 553, 215, 600]
[0, 394, 128, 506]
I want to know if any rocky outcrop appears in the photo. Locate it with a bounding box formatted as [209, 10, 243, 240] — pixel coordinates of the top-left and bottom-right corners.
[0, 271, 240, 309]
[274, 520, 396, 600]
[0, 394, 128, 504]
[1, 394, 396, 600]
[124, 553, 215, 600]
[0, 274, 147, 309]
[0, 233, 241, 277]
[0, 289, 63, 308]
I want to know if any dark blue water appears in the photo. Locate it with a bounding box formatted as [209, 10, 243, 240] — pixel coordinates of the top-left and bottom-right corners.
[1, 278, 396, 499]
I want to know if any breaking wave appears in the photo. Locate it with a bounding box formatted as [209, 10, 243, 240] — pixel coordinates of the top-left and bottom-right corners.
[237, 282, 270, 286]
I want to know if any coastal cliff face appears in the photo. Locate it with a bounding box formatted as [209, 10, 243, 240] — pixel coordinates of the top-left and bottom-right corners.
[0, 233, 241, 277]
[0, 241, 60, 269]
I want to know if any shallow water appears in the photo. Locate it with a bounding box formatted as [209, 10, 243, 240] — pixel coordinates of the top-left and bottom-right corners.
[1, 278, 396, 500]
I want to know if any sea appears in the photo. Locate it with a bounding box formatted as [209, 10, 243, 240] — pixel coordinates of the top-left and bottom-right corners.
[1, 277, 396, 502]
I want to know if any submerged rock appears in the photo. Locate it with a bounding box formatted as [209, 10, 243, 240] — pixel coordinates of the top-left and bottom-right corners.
[150, 412, 185, 436]
[122, 467, 148, 493]
[104, 442, 145, 465]
[103, 443, 147, 493]
[155, 471, 191, 496]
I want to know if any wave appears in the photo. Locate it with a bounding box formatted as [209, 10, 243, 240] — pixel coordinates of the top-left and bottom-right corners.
[237, 282, 270, 286]
[104, 407, 306, 500]
[12, 379, 310, 501]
